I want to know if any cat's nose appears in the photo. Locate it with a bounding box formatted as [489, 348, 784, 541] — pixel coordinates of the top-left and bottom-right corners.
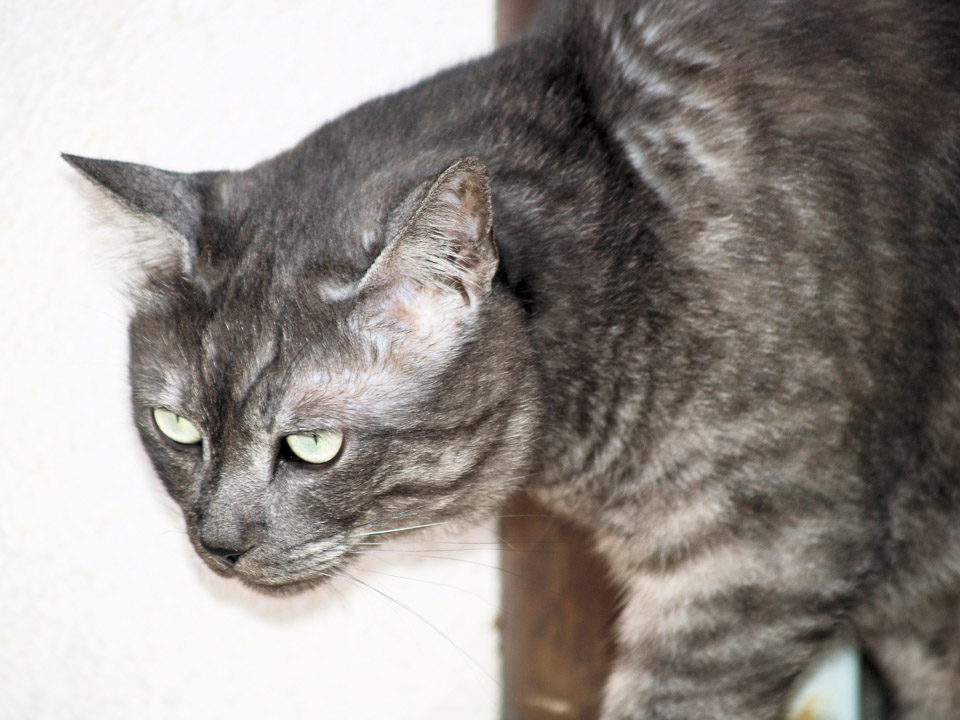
[197, 494, 265, 568]
[200, 539, 253, 568]
[198, 517, 262, 568]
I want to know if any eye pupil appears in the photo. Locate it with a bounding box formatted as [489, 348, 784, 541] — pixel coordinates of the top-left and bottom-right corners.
[153, 407, 202, 446]
[285, 430, 343, 464]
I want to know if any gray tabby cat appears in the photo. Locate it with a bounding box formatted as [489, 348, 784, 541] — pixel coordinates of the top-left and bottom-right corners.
[64, 0, 960, 717]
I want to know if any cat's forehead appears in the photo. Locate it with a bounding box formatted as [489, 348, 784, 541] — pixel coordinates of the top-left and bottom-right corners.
[132, 275, 450, 434]
[223, 144, 438, 264]
[134, 273, 321, 374]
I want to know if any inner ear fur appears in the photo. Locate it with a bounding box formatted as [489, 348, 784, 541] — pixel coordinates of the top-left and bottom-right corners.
[358, 157, 499, 308]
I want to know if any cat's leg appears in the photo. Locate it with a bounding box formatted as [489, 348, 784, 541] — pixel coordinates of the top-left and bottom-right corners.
[858, 590, 960, 720]
[597, 534, 865, 720]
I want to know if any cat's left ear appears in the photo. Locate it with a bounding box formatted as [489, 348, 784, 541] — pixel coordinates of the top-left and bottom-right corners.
[62, 153, 209, 275]
[358, 157, 498, 327]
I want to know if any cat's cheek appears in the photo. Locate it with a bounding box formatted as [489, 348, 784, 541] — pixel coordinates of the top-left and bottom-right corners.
[266, 465, 366, 543]
[159, 473, 192, 509]
[138, 436, 201, 510]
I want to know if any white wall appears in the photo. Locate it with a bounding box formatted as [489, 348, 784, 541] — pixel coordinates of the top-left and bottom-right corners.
[0, 2, 502, 718]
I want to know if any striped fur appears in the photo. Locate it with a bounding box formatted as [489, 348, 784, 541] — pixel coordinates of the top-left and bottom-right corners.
[66, 1, 960, 717]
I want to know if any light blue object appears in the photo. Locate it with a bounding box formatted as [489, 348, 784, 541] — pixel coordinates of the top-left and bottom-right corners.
[786, 639, 861, 720]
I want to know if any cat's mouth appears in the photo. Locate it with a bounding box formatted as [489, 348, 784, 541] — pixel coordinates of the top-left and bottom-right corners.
[195, 534, 353, 595]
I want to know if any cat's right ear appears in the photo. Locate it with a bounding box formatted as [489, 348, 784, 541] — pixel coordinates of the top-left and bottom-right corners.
[62, 154, 209, 277]
[356, 157, 499, 335]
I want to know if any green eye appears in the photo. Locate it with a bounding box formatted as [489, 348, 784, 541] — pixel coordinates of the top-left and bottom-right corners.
[285, 430, 344, 464]
[153, 407, 202, 445]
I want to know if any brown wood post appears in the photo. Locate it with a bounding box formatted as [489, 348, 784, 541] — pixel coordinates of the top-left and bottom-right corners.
[496, 0, 545, 43]
[500, 494, 620, 720]
[496, 6, 621, 719]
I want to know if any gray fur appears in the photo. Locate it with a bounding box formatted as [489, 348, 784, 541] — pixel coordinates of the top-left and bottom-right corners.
[65, 1, 960, 717]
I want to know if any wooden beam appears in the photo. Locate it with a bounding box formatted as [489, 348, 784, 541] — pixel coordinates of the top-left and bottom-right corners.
[500, 494, 619, 720]
[496, 0, 544, 44]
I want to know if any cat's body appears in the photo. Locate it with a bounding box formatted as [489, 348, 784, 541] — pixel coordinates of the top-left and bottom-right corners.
[66, 0, 960, 717]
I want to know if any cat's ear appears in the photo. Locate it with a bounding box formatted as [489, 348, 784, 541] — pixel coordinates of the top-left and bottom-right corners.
[358, 157, 498, 329]
[62, 153, 208, 275]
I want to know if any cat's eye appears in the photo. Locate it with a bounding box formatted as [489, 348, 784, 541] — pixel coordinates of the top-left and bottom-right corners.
[153, 407, 202, 446]
[285, 430, 344, 464]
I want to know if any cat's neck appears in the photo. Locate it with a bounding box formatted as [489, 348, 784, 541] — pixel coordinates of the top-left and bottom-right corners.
[467, 41, 675, 509]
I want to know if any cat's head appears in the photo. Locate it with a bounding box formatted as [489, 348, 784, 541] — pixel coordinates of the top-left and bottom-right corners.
[65, 151, 539, 594]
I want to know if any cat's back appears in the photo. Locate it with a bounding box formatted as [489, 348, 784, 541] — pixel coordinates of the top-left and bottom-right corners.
[536, 0, 960, 537]
[576, 0, 960, 238]
[565, 0, 960, 376]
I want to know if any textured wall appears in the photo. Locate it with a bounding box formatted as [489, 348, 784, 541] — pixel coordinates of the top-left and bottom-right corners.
[0, 2, 500, 718]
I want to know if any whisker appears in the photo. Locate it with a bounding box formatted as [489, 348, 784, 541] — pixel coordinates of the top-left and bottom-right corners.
[351, 508, 426, 531]
[354, 542, 496, 552]
[356, 520, 453, 537]
[355, 540, 563, 554]
[352, 566, 503, 612]
[352, 549, 533, 581]
[344, 573, 503, 694]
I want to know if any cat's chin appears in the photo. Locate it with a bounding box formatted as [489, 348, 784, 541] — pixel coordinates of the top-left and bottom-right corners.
[215, 562, 338, 596]
[237, 574, 330, 597]
[195, 548, 341, 596]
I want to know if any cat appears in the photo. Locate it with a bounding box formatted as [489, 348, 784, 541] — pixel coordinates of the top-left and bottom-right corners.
[64, 0, 960, 718]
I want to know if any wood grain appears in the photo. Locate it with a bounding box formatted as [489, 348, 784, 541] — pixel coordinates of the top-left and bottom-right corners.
[496, 0, 545, 44]
[499, 494, 620, 720]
